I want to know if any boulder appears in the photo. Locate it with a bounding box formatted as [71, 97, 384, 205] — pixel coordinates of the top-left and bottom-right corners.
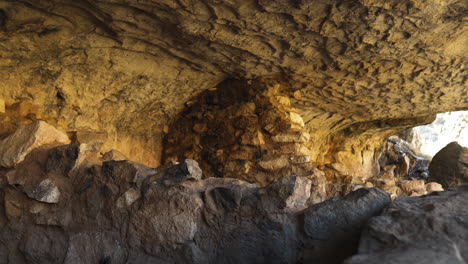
[429, 142, 468, 188]
[345, 185, 468, 264]
[0, 121, 69, 167]
[302, 188, 391, 264]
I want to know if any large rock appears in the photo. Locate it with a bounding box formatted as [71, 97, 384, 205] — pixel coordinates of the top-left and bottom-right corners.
[345, 185, 468, 264]
[429, 142, 468, 188]
[0, 121, 69, 167]
[301, 188, 391, 264]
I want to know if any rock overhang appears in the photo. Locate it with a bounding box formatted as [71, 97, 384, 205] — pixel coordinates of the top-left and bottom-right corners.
[0, 0, 466, 174]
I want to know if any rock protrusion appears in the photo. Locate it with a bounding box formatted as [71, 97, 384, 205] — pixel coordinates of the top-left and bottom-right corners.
[0, 121, 70, 167]
[429, 142, 468, 188]
[345, 185, 468, 264]
[302, 188, 391, 264]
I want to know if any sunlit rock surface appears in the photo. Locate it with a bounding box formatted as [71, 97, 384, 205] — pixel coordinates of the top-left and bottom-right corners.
[0, 0, 466, 176]
[407, 111, 468, 157]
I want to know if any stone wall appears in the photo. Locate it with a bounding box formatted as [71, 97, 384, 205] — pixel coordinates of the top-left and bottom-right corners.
[164, 78, 315, 185]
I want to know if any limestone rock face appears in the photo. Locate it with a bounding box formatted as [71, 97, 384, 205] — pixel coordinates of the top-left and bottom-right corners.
[0, 0, 466, 171]
[428, 142, 468, 188]
[346, 185, 468, 264]
[0, 121, 70, 167]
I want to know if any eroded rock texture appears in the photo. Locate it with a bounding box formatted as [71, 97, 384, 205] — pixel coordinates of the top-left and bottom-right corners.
[346, 185, 468, 264]
[0, 142, 392, 264]
[0, 0, 466, 176]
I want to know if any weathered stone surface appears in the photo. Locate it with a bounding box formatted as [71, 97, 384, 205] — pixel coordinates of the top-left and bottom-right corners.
[46, 144, 100, 175]
[429, 142, 468, 188]
[24, 178, 61, 204]
[346, 185, 468, 264]
[0, 0, 465, 187]
[425, 182, 444, 193]
[101, 149, 128, 162]
[160, 159, 203, 186]
[0, 139, 406, 264]
[400, 180, 426, 196]
[272, 132, 311, 143]
[258, 156, 289, 171]
[0, 121, 69, 167]
[302, 188, 391, 264]
[262, 175, 312, 212]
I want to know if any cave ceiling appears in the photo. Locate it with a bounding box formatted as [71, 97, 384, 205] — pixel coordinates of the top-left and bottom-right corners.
[0, 0, 466, 166]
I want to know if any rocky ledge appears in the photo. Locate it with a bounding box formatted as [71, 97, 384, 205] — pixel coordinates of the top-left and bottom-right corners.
[0, 122, 466, 263]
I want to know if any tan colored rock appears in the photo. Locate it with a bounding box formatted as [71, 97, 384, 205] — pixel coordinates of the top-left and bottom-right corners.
[71, 130, 107, 151]
[0, 98, 5, 113]
[272, 131, 310, 143]
[289, 112, 304, 127]
[4, 190, 23, 219]
[240, 130, 265, 146]
[280, 144, 310, 156]
[400, 180, 426, 195]
[275, 96, 291, 107]
[290, 155, 311, 164]
[425, 182, 444, 193]
[101, 149, 128, 162]
[0, 121, 70, 167]
[258, 156, 289, 171]
[382, 186, 403, 196]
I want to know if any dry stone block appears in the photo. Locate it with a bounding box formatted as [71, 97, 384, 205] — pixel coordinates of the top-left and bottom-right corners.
[258, 156, 289, 171]
[400, 180, 426, 195]
[0, 121, 70, 167]
[272, 131, 310, 143]
[425, 182, 444, 193]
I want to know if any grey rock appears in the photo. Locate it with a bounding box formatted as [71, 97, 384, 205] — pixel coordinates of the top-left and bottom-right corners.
[429, 142, 468, 188]
[262, 175, 312, 212]
[346, 185, 468, 264]
[161, 159, 202, 186]
[302, 188, 391, 264]
[64, 232, 127, 264]
[25, 178, 60, 204]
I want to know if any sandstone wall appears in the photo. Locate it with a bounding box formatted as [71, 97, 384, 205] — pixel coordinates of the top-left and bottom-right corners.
[0, 0, 466, 180]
